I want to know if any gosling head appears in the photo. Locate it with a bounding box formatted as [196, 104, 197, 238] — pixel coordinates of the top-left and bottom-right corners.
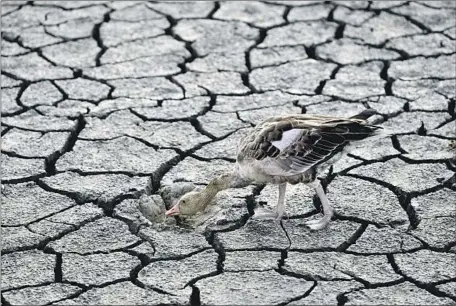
[165, 191, 206, 217]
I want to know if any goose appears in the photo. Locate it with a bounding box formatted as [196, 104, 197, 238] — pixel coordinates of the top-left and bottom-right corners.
[165, 109, 381, 230]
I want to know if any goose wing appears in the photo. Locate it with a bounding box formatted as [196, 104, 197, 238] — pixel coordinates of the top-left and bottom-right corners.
[238, 112, 379, 175]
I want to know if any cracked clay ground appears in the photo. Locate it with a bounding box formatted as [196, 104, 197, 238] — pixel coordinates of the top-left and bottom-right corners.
[1, 0, 456, 305]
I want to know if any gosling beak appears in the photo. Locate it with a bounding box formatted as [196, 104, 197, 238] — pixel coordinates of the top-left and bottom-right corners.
[165, 204, 180, 216]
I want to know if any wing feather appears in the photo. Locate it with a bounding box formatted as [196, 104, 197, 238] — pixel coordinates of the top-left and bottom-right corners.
[238, 113, 380, 176]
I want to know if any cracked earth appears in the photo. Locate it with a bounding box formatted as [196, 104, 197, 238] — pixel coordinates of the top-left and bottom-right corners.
[1, 0, 456, 305]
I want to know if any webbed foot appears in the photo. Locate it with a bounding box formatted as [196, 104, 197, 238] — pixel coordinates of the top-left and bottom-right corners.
[305, 215, 332, 230]
[251, 207, 276, 220]
[275, 209, 290, 224]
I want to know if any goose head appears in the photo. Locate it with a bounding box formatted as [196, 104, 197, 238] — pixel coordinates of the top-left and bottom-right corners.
[165, 190, 209, 217]
[165, 171, 240, 217]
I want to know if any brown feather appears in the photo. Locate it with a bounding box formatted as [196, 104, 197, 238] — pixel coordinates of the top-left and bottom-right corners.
[237, 112, 380, 174]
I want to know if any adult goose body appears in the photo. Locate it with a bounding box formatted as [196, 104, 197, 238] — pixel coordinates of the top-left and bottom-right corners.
[166, 109, 381, 230]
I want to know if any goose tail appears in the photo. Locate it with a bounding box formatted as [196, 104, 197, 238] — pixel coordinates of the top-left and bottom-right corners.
[352, 108, 395, 136]
[350, 108, 378, 120]
[346, 109, 392, 141]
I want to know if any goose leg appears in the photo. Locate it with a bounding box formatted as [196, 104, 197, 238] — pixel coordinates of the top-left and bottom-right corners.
[305, 180, 334, 230]
[251, 183, 287, 221]
[275, 183, 287, 221]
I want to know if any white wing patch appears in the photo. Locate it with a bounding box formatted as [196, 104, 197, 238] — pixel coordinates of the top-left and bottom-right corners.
[270, 129, 303, 151]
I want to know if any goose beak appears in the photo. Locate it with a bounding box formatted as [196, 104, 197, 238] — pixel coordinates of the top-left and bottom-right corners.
[165, 204, 180, 216]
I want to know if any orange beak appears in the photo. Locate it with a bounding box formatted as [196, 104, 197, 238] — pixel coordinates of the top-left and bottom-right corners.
[165, 204, 180, 216]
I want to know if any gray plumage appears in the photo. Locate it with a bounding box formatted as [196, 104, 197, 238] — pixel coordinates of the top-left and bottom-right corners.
[236, 111, 381, 185]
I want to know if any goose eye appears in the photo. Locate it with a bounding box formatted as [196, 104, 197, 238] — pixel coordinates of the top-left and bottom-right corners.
[181, 200, 186, 204]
